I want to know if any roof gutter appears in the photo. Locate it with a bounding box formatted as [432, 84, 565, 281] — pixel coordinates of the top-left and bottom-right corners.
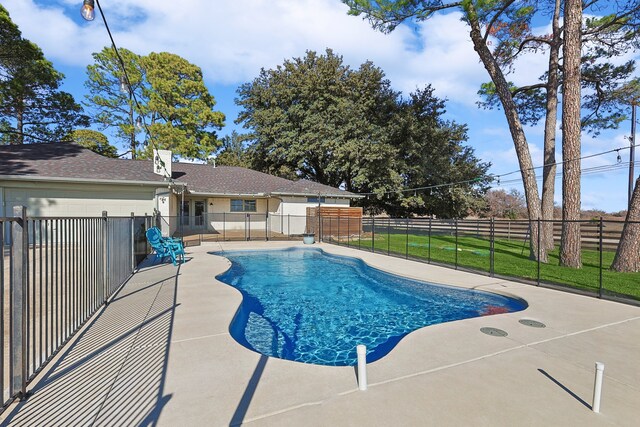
[187, 191, 268, 197]
[0, 174, 180, 187]
[271, 191, 365, 199]
[188, 190, 364, 199]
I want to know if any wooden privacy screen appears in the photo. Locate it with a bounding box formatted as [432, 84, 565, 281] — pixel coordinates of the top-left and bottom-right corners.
[306, 207, 363, 238]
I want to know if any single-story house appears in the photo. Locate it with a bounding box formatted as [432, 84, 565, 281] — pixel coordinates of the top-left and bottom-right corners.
[0, 143, 362, 237]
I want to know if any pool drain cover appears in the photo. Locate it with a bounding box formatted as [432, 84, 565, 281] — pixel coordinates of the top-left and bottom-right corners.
[480, 327, 508, 337]
[519, 319, 546, 328]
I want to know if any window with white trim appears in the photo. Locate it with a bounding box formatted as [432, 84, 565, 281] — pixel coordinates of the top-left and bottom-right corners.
[230, 199, 257, 212]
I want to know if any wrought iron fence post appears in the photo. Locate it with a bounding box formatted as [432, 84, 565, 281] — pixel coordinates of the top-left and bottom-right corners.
[10, 206, 28, 400]
[347, 216, 350, 247]
[179, 206, 183, 242]
[247, 214, 251, 241]
[223, 212, 226, 241]
[537, 217, 541, 286]
[146, 215, 151, 254]
[387, 217, 390, 256]
[130, 212, 135, 271]
[102, 211, 108, 304]
[405, 218, 409, 259]
[490, 217, 495, 277]
[428, 217, 432, 263]
[455, 219, 458, 269]
[337, 214, 341, 245]
[372, 216, 375, 253]
[332, 217, 335, 243]
[265, 213, 269, 241]
[599, 217, 603, 298]
[287, 214, 290, 239]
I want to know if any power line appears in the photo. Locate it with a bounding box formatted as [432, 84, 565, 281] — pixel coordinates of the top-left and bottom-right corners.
[495, 146, 633, 181]
[493, 161, 640, 188]
[359, 144, 636, 197]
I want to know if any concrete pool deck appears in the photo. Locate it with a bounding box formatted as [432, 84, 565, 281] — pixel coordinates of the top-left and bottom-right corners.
[2, 241, 639, 426]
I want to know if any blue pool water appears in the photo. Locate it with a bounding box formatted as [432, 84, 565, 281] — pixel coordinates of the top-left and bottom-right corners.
[216, 248, 526, 366]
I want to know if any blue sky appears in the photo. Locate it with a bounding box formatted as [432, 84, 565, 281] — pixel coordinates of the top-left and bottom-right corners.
[5, 0, 639, 213]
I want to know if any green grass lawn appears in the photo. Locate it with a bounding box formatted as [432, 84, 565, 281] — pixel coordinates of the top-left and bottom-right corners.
[337, 232, 640, 301]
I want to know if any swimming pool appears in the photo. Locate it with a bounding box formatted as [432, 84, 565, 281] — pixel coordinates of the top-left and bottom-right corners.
[216, 247, 526, 366]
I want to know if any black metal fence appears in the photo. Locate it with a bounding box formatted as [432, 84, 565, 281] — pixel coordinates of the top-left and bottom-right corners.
[155, 212, 638, 304]
[159, 213, 313, 245]
[320, 216, 639, 305]
[1, 207, 151, 412]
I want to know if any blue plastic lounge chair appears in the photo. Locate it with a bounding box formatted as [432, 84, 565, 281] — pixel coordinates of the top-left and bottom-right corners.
[147, 226, 181, 244]
[145, 227, 185, 266]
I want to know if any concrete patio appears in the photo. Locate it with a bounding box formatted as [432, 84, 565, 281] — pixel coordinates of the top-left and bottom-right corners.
[1, 241, 639, 426]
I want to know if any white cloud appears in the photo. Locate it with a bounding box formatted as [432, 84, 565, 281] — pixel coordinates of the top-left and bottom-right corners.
[7, 0, 638, 107]
[4, 0, 96, 66]
[396, 13, 488, 104]
[4, 0, 489, 104]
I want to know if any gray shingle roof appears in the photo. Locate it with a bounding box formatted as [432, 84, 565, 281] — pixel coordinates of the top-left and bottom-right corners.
[172, 164, 358, 198]
[0, 143, 166, 184]
[272, 179, 357, 198]
[1, 143, 359, 198]
[171, 163, 293, 195]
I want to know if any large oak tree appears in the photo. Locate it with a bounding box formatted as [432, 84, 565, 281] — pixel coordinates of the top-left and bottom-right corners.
[236, 49, 489, 217]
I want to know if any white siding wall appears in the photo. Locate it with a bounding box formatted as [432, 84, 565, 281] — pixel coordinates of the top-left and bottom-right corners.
[273, 196, 351, 234]
[1, 181, 157, 217]
[201, 195, 351, 235]
[206, 196, 269, 231]
[278, 196, 350, 216]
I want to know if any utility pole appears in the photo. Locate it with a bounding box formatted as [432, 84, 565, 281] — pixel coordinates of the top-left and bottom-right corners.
[629, 102, 636, 206]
